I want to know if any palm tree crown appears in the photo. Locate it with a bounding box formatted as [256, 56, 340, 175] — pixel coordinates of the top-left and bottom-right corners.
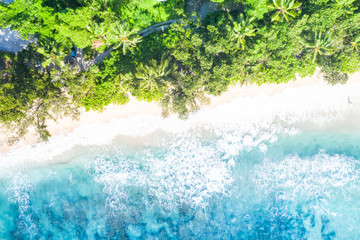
[135, 57, 172, 92]
[36, 41, 65, 69]
[109, 21, 142, 55]
[268, 0, 302, 22]
[350, 34, 360, 52]
[230, 14, 257, 50]
[86, 22, 108, 48]
[300, 32, 336, 63]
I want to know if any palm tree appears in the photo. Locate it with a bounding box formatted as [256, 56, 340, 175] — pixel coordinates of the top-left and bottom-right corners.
[36, 41, 65, 69]
[135, 56, 172, 92]
[86, 22, 108, 48]
[299, 32, 336, 63]
[268, 0, 302, 22]
[334, 0, 357, 14]
[230, 14, 257, 50]
[109, 21, 142, 55]
[350, 34, 360, 51]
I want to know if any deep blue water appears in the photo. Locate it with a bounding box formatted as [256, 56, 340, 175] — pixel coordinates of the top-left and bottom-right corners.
[1, 126, 360, 239]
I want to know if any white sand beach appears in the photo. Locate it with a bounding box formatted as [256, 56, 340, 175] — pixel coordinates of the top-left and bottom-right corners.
[1, 70, 360, 158]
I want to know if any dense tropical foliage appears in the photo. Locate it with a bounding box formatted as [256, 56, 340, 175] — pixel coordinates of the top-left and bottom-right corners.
[1, 0, 360, 143]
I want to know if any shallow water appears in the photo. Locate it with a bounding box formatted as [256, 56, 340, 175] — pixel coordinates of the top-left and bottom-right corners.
[1, 83, 360, 239]
[1, 123, 360, 239]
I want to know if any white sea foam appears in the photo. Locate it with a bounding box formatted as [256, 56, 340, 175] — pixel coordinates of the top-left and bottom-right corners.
[89, 135, 234, 211]
[1, 79, 360, 169]
[6, 174, 39, 238]
[7, 174, 33, 214]
[252, 153, 360, 207]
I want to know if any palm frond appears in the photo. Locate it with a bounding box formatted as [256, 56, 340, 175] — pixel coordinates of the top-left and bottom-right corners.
[300, 32, 336, 63]
[231, 13, 258, 50]
[269, 0, 302, 22]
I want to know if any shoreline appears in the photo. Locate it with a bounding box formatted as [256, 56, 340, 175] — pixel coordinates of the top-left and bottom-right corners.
[1, 71, 360, 156]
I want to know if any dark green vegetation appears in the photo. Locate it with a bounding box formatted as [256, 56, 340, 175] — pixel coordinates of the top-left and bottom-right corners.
[1, 0, 360, 143]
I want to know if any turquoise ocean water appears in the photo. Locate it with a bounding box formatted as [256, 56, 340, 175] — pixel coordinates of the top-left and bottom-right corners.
[1, 84, 360, 239]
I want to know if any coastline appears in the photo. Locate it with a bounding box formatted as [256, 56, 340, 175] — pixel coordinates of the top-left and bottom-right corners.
[1, 70, 360, 157]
